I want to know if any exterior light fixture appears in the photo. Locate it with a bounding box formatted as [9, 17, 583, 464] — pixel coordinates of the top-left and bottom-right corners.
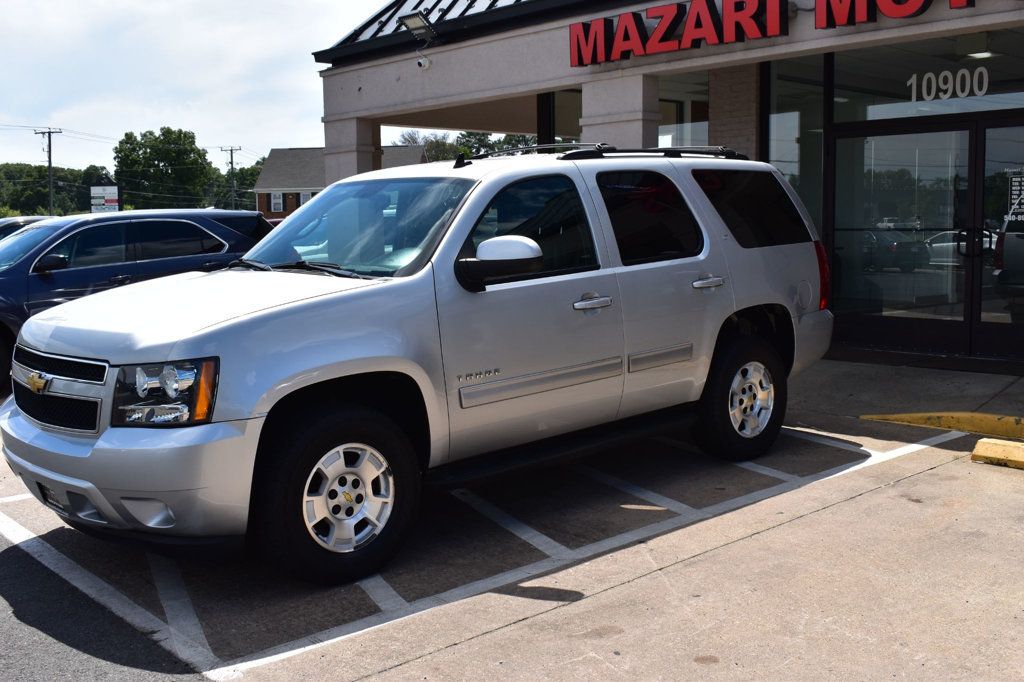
[399, 11, 438, 42]
[967, 51, 995, 59]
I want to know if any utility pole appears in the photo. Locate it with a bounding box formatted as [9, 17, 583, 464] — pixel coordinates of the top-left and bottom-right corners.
[34, 128, 63, 215]
[221, 146, 241, 210]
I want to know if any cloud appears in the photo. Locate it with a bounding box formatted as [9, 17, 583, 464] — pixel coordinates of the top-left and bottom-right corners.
[0, 0, 386, 171]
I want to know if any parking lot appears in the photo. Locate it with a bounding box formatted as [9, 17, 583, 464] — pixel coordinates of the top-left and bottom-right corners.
[0, 360, 1021, 680]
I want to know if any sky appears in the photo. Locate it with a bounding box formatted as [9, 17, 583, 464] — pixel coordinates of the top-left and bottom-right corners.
[0, 0, 432, 173]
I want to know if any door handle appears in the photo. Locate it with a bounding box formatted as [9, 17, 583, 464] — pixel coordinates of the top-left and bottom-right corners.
[573, 296, 613, 311]
[692, 276, 725, 289]
[109, 275, 131, 285]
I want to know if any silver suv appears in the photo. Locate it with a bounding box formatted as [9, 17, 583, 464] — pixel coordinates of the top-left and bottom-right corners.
[1, 146, 832, 582]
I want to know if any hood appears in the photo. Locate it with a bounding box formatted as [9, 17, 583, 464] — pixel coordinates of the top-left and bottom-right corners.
[19, 269, 380, 362]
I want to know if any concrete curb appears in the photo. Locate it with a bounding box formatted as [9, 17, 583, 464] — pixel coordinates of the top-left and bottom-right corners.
[861, 412, 1024, 440]
[971, 438, 1024, 471]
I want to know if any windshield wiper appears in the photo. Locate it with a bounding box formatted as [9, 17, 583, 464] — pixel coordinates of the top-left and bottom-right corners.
[272, 261, 374, 280]
[227, 258, 272, 271]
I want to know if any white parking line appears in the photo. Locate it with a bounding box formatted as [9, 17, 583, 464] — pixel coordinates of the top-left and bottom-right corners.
[0, 511, 218, 674]
[451, 488, 574, 560]
[5, 426, 972, 680]
[734, 460, 802, 482]
[357, 574, 409, 612]
[148, 553, 221, 671]
[576, 465, 705, 516]
[781, 427, 876, 456]
[0, 493, 33, 504]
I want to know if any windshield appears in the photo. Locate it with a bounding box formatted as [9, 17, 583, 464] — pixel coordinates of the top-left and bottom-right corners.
[0, 223, 63, 271]
[246, 177, 475, 277]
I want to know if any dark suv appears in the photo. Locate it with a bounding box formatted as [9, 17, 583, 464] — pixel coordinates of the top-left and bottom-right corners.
[0, 209, 274, 383]
[0, 216, 50, 241]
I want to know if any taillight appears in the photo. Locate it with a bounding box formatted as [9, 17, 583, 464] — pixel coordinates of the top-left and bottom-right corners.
[888, 242, 898, 253]
[813, 240, 830, 311]
[995, 232, 1005, 270]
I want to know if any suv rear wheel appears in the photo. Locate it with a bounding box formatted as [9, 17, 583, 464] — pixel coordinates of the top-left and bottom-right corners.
[252, 404, 420, 584]
[697, 337, 787, 461]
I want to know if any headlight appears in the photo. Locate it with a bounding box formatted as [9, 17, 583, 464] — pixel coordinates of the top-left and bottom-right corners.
[113, 359, 218, 426]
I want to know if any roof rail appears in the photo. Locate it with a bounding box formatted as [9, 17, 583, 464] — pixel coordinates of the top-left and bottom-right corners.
[559, 145, 748, 161]
[470, 142, 610, 160]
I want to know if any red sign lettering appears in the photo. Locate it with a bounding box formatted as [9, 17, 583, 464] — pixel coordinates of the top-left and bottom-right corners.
[569, 17, 612, 66]
[680, 0, 723, 49]
[569, 0, 972, 67]
[645, 4, 683, 55]
[610, 12, 649, 61]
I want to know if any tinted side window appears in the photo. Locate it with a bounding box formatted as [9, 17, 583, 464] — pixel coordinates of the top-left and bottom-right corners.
[692, 170, 811, 248]
[48, 223, 127, 268]
[213, 215, 274, 241]
[597, 171, 703, 265]
[464, 175, 597, 277]
[135, 221, 223, 260]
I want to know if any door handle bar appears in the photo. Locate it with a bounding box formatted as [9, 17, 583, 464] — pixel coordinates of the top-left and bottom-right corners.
[692, 276, 725, 289]
[573, 296, 613, 311]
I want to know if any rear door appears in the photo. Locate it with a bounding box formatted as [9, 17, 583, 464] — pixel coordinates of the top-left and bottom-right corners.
[26, 221, 137, 316]
[434, 170, 625, 460]
[129, 219, 232, 282]
[578, 161, 735, 417]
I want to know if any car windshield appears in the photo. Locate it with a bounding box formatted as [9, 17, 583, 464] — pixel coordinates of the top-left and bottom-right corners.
[246, 177, 475, 277]
[0, 223, 63, 271]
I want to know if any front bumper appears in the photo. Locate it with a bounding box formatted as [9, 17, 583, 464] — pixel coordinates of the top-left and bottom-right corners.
[0, 398, 264, 537]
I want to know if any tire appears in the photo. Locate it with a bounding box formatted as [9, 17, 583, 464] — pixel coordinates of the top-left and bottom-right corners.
[696, 337, 787, 461]
[899, 263, 915, 273]
[251, 404, 421, 584]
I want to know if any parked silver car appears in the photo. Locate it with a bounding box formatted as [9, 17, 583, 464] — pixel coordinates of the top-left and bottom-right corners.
[1, 147, 832, 582]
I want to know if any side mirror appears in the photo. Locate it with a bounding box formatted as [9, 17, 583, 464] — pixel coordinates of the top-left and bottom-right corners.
[455, 236, 544, 293]
[33, 254, 69, 274]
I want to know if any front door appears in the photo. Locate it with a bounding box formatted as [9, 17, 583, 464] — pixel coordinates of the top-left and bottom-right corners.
[830, 118, 1024, 359]
[974, 124, 1024, 355]
[435, 172, 624, 461]
[26, 221, 137, 317]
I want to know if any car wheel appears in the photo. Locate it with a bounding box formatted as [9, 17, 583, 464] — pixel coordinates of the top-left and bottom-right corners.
[899, 263, 915, 273]
[252, 404, 421, 584]
[697, 337, 787, 461]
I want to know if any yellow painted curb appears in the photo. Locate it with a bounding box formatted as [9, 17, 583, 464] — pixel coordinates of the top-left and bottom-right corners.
[860, 412, 1024, 440]
[971, 438, 1024, 471]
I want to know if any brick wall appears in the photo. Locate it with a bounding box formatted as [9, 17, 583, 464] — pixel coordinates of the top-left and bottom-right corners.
[708, 65, 761, 160]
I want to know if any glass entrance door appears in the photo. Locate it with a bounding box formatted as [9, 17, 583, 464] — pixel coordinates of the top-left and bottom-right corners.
[976, 124, 1024, 355]
[832, 129, 972, 353]
[830, 123, 1024, 359]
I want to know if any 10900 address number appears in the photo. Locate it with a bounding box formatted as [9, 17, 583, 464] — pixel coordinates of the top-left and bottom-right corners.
[906, 67, 989, 103]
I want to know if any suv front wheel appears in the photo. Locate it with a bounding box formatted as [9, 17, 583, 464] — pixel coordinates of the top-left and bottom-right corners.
[252, 404, 421, 584]
[697, 337, 787, 461]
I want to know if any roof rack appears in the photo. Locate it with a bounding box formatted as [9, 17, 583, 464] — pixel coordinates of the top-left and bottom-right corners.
[470, 142, 607, 160]
[559, 145, 748, 161]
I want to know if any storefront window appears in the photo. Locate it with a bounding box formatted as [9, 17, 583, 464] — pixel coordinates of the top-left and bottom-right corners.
[658, 72, 709, 147]
[835, 29, 1024, 122]
[769, 55, 824, 230]
[832, 131, 969, 320]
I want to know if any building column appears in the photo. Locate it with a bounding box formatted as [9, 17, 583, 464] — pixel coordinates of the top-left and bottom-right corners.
[580, 75, 661, 149]
[708, 65, 761, 160]
[323, 117, 382, 184]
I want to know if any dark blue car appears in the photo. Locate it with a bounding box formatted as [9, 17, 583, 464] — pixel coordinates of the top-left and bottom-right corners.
[0, 209, 274, 384]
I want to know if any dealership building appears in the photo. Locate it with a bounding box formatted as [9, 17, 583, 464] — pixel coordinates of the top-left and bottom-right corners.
[313, 0, 1024, 368]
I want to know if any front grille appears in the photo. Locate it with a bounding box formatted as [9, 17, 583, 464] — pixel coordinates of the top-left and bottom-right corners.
[13, 381, 100, 431]
[13, 346, 106, 383]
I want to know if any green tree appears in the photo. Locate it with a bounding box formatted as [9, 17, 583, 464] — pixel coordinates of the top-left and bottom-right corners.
[114, 128, 217, 209]
[455, 132, 497, 156]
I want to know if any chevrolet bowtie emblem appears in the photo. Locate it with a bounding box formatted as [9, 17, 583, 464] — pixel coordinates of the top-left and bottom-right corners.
[26, 372, 50, 395]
